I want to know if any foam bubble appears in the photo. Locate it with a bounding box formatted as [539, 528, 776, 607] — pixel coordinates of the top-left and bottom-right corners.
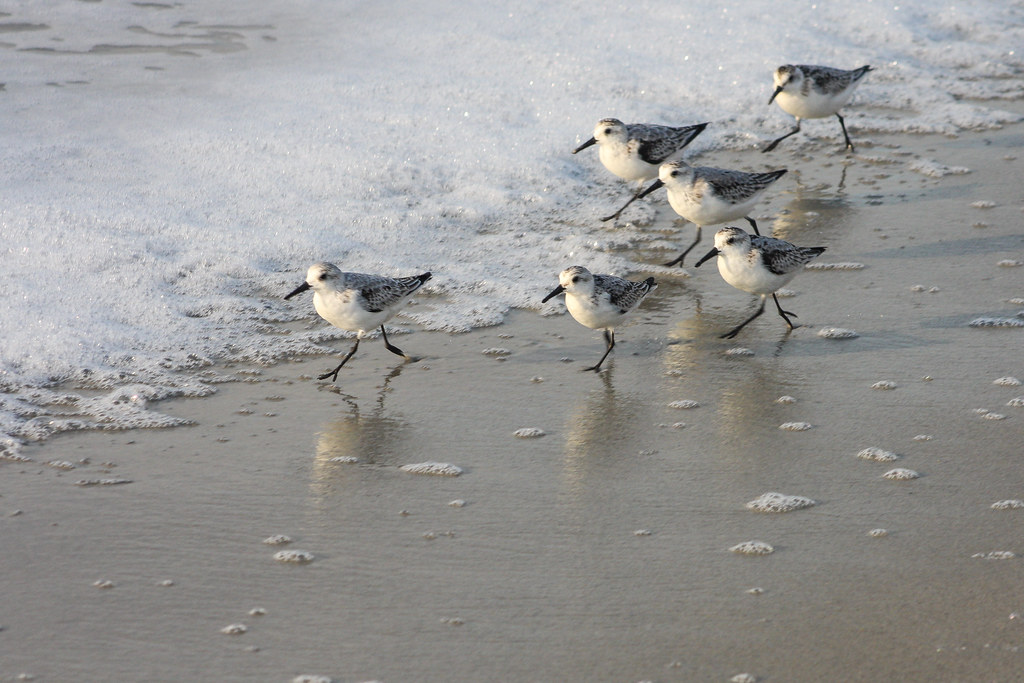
[818, 327, 859, 339]
[46, 460, 76, 470]
[400, 461, 463, 476]
[871, 380, 897, 390]
[668, 400, 700, 409]
[74, 478, 132, 486]
[775, 395, 796, 404]
[327, 455, 358, 464]
[971, 200, 996, 209]
[858, 447, 899, 462]
[273, 550, 315, 563]
[971, 551, 1016, 560]
[969, 317, 1024, 328]
[746, 587, 764, 595]
[997, 260, 1023, 268]
[221, 623, 247, 635]
[667, 397, 700, 409]
[448, 499, 466, 508]
[730, 675, 757, 683]
[262, 534, 292, 545]
[513, 427, 545, 439]
[729, 540, 774, 555]
[93, 579, 115, 589]
[745, 492, 816, 513]
[990, 500, 1024, 510]
[725, 347, 755, 356]
[249, 607, 266, 616]
[778, 422, 812, 431]
[993, 376, 1022, 386]
[868, 528, 889, 537]
[291, 677, 334, 683]
[882, 468, 920, 480]
[633, 529, 652, 536]
[913, 434, 934, 441]
[981, 412, 1006, 420]
[481, 347, 512, 356]
[1007, 397, 1024, 407]
[804, 262, 865, 271]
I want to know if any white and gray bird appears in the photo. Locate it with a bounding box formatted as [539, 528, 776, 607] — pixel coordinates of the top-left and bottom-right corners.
[542, 265, 657, 372]
[572, 118, 709, 222]
[764, 64, 873, 153]
[285, 262, 431, 381]
[636, 160, 787, 267]
[694, 227, 825, 339]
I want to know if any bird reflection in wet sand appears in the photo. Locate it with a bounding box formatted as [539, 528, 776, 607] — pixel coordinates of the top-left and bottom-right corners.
[310, 366, 408, 493]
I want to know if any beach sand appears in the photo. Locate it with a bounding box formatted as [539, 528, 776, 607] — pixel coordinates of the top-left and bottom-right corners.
[3, 118, 1024, 682]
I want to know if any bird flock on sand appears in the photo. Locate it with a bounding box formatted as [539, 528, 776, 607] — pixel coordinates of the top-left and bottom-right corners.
[286, 63, 873, 377]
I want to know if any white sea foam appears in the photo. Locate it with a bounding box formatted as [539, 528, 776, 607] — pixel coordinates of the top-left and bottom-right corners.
[2, 0, 1023, 453]
[399, 462, 463, 476]
[745, 492, 816, 513]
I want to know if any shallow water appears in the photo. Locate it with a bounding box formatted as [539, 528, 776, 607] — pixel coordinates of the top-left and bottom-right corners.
[4, 122, 1024, 681]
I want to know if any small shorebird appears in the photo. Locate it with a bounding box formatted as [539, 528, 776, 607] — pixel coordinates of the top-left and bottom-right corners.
[572, 118, 709, 222]
[636, 160, 787, 267]
[542, 265, 657, 372]
[764, 64, 873, 153]
[285, 263, 431, 381]
[694, 227, 825, 339]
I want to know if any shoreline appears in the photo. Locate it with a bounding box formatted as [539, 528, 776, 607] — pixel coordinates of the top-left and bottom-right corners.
[3, 122, 1024, 682]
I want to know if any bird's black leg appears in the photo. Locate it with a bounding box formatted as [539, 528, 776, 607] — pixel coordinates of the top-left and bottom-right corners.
[763, 120, 802, 153]
[663, 225, 702, 267]
[380, 325, 411, 360]
[318, 338, 361, 382]
[584, 329, 615, 372]
[771, 292, 799, 329]
[836, 113, 855, 152]
[600, 188, 643, 223]
[721, 297, 767, 339]
[744, 216, 761, 236]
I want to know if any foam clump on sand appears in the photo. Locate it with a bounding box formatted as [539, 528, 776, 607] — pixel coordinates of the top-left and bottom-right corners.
[882, 468, 920, 480]
[399, 462, 463, 476]
[221, 623, 247, 635]
[858, 447, 899, 462]
[818, 327, 859, 339]
[291, 676, 335, 683]
[993, 376, 1022, 386]
[513, 428, 545, 439]
[745, 492, 816, 513]
[868, 528, 889, 537]
[668, 400, 701, 409]
[262, 534, 292, 545]
[971, 551, 1016, 560]
[969, 317, 1024, 328]
[1008, 397, 1024, 407]
[729, 540, 774, 555]
[273, 550, 315, 563]
[871, 380, 897, 390]
[804, 262, 865, 271]
[74, 478, 132, 486]
[778, 421, 812, 431]
[990, 499, 1024, 510]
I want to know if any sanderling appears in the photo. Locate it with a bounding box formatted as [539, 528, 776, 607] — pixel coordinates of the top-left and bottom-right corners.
[694, 227, 825, 339]
[285, 263, 431, 381]
[542, 265, 657, 372]
[636, 160, 787, 267]
[572, 118, 709, 222]
[764, 64, 873, 153]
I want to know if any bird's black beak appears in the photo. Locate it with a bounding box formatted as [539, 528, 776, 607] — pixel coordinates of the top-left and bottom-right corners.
[694, 247, 720, 268]
[284, 281, 311, 300]
[572, 137, 597, 154]
[635, 178, 665, 200]
[541, 284, 565, 303]
[767, 85, 783, 105]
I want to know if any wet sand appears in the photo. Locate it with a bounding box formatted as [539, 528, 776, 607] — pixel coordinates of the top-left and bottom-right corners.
[3, 119, 1024, 682]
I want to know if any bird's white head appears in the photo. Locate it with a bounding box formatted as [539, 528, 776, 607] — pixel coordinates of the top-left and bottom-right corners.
[592, 118, 627, 145]
[769, 65, 802, 103]
[657, 159, 690, 185]
[306, 262, 343, 290]
[714, 226, 752, 253]
[559, 265, 595, 294]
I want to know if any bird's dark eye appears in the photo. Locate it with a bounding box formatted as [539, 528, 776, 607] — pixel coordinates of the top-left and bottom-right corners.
[603, 128, 611, 135]
[319, 272, 327, 280]
[572, 276, 580, 283]
[726, 237, 735, 244]
[671, 170, 680, 177]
